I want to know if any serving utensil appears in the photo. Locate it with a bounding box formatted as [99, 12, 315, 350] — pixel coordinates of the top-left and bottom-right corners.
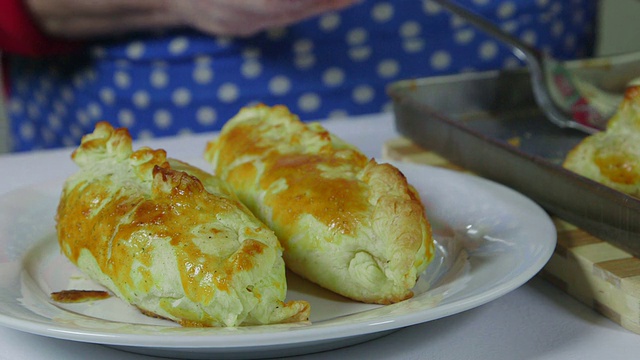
[432, 0, 623, 134]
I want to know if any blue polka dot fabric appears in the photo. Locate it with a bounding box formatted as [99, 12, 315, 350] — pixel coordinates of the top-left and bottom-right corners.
[6, 0, 597, 152]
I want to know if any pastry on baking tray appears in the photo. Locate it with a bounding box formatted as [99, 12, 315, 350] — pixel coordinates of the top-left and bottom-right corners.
[563, 82, 640, 197]
[55, 122, 310, 327]
[204, 104, 434, 304]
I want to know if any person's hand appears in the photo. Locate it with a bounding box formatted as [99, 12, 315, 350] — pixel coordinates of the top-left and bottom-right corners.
[24, 0, 360, 39]
[24, 0, 182, 38]
[171, 0, 361, 37]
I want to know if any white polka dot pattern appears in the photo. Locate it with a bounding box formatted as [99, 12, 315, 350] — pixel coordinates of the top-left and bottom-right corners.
[320, 13, 341, 31]
[150, 70, 169, 88]
[172, 88, 192, 107]
[269, 76, 292, 96]
[5, 0, 598, 151]
[169, 37, 189, 55]
[132, 90, 150, 108]
[154, 109, 172, 129]
[218, 83, 239, 103]
[299, 93, 321, 112]
[323, 67, 345, 87]
[196, 106, 217, 125]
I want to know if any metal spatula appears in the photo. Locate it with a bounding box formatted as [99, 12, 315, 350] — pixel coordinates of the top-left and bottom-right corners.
[432, 0, 623, 134]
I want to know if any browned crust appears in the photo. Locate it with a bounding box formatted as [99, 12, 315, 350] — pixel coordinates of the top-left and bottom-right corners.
[205, 104, 434, 304]
[51, 290, 111, 303]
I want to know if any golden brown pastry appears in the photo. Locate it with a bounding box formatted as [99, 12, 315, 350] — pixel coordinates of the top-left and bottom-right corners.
[563, 83, 640, 197]
[204, 105, 434, 304]
[56, 122, 310, 327]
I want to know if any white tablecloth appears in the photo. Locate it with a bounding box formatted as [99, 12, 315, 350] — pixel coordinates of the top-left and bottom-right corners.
[0, 113, 637, 360]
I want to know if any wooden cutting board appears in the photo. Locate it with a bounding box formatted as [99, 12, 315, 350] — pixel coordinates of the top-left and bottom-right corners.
[384, 137, 640, 334]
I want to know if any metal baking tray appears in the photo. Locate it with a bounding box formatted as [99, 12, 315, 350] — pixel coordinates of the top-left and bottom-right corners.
[388, 55, 640, 257]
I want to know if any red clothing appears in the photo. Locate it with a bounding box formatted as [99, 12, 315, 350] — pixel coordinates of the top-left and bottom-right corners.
[0, 0, 79, 94]
[0, 0, 77, 55]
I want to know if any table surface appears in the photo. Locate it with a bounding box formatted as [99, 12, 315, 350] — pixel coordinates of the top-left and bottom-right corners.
[0, 112, 637, 360]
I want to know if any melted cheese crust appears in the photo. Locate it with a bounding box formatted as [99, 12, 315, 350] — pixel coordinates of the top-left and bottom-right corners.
[564, 84, 640, 197]
[56, 122, 310, 327]
[205, 105, 434, 304]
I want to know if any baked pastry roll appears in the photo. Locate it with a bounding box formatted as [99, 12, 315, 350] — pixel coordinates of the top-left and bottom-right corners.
[204, 105, 434, 304]
[56, 122, 310, 327]
[563, 82, 640, 197]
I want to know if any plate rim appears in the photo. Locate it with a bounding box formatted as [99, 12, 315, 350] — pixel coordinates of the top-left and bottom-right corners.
[0, 161, 557, 351]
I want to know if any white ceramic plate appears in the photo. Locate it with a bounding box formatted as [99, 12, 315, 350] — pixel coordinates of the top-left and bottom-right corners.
[0, 161, 556, 359]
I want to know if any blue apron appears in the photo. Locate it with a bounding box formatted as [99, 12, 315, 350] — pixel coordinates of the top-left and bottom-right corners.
[6, 0, 597, 152]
